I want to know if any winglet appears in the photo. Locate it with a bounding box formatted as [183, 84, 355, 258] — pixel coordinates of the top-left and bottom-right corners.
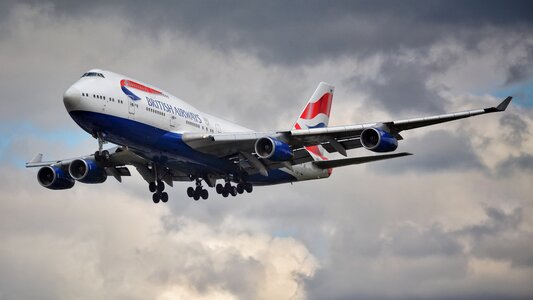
[496, 96, 512, 111]
[29, 153, 43, 164]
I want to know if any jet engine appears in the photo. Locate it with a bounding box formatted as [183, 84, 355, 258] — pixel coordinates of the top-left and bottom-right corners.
[360, 127, 398, 152]
[255, 137, 293, 161]
[69, 158, 107, 184]
[37, 166, 75, 190]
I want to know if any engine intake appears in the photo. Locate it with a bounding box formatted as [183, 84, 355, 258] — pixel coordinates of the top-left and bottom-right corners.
[255, 137, 293, 161]
[69, 159, 107, 184]
[37, 166, 75, 190]
[360, 127, 398, 153]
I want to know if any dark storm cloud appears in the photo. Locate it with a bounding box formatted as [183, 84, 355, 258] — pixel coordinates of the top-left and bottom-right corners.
[370, 130, 485, 173]
[6, 0, 533, 65]
[506, 45, 533, 85]
[357, 57, 449, 114]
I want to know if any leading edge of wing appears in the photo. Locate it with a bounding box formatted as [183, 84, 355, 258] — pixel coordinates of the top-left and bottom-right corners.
[313, 152, 412, 169]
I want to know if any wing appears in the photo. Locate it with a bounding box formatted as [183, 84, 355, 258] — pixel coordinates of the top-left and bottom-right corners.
[183, 96, 512, 159]
[25, 146, 143, 182]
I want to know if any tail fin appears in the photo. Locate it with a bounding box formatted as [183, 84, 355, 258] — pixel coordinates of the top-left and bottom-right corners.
[293, 82, 334, 163]
[293, 82, 334, 130]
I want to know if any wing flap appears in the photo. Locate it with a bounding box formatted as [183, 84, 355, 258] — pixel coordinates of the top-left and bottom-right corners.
[313, 152, 412, 169]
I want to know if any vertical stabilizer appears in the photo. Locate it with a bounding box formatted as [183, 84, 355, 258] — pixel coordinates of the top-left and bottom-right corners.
[293, 82, 334, 163]
[293, 82, 334, 130]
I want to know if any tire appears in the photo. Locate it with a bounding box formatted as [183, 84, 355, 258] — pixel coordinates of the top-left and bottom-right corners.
[245, 183, 253, 193]
[161, 192, 168, 203]
[230, 186, 237, 196]
[236, 184, 244, 194]
[216, 184, 223, 194]
[193, 194, 200, 201]
[222, 191, 228, 198]
[149, 182, 157, 193]
[94, 151, 101, 162]
[201, 189, 208, 200]
[102, 150, 110, 161]
[152, 193, 160, 203]
[157, 180, 165, 192]
[187, 187, 194, 197]
[224, 182, 231, 190]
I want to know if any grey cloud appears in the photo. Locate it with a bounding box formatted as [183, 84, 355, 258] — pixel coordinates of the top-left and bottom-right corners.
[384, 223, 462, 258]
[496, 152, 533, 176]
[358, 56, 449, 114]
[500, 113, 530, 146]
[3, 0, 532, 65]
[506, 45, 533, 85]
[1, 1, 533, 300]
[370, 130, 485, 173]
[457, 207, 533, 268]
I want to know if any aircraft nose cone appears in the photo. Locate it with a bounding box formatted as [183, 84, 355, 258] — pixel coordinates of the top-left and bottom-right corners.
[63, 85, 80, 111]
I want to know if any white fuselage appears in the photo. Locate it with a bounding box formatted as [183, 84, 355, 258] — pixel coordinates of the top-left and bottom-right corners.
[63, 69, 330, 184]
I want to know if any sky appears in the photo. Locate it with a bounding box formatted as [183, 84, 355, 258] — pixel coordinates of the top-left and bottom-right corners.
[0, 1, 532, 299]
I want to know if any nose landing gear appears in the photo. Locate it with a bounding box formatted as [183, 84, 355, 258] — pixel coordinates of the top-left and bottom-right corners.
[93, 132, 110, 162]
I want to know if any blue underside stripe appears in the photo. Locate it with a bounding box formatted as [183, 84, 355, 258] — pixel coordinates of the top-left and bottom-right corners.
[68, 110, 296, 185]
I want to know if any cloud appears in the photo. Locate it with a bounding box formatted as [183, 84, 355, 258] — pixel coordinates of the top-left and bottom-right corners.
[1, 1, 533, 300]
[371, 129, 485, 173]
[499, 113, 530, 146]
[0, 167, 318, 300]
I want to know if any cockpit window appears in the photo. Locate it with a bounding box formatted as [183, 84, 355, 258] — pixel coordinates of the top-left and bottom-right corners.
[81, 72, 105, 78]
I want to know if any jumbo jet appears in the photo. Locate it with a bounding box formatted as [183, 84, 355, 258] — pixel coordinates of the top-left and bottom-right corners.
[26, 69, 512, 203]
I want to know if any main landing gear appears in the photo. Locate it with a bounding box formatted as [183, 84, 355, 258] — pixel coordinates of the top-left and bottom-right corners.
[215, 181, 253, 198]
[184, 179, 253, 201]
[187, 179, 208, 201]
[150, 180, 169, 203]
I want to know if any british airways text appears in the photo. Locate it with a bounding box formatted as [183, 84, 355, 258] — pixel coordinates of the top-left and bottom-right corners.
[146, 96, 202, 123]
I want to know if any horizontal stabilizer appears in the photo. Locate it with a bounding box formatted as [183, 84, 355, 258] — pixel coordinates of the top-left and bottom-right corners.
[313, 152, 412, 169]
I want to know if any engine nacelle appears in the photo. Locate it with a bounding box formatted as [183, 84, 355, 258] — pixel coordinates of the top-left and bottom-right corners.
[37, 166, 75, 190]
[360, 127, 398, 153]
[255, 137, 293, 161]
[69, 159, 107, 184]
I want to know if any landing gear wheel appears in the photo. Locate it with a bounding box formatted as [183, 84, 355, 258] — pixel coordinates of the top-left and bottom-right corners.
[101, 150, 110, 161]
[193, 193, 200, 201]
[187, 187, 194, 197]
[230, 186, 237, 196]
[149, 182, 157, 193]
[94, 151, 101, 162]
[236, 183, 244, 194]
[216, 184, 223, 194]
[156, 180, 165, 192]
[161, 192, 168, 203]
[201, 189, 208, 200]
[195, 186, 202, 194]
[152, 193, 160, 203]
[222, 191, 229, 198]
[245, 183, 253, 193]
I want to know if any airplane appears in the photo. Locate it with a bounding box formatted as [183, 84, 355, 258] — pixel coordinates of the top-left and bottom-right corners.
[26, 69, 512, 203]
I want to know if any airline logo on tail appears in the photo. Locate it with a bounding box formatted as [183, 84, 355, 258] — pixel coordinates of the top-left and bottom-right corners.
[120, 79, 167, 101]
[293, 82, 334, 164]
